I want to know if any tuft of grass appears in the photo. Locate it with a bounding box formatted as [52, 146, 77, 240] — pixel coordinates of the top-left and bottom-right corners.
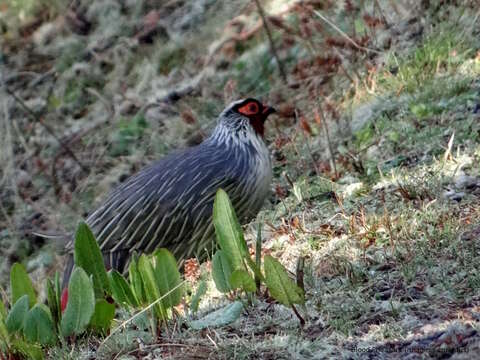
[376, 29, 476, 95]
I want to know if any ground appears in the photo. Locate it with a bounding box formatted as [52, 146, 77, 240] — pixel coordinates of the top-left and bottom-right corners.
[1, 0, 480, 359]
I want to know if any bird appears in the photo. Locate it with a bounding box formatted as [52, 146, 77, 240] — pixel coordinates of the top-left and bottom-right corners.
[62, 98, 275, 285]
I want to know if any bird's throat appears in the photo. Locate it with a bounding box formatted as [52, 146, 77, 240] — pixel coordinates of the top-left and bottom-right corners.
[249, 118, 265, 137]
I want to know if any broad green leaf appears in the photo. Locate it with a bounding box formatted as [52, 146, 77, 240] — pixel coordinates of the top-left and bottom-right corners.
[264, 256, 304, 307]
[229, 269, 256, 293]
[10, 263, 36, 307]
[23, 304, 56, 345]
[153, 248, 182, 309]
[89, 299, 115, 334]
[109, 270, 138, 307]
[73, 222, 110, 298]
[129, 253, 145, 304]
[11, 339, 43, 360]
[61, 267, 95, 337]
[6, 295, 29, 334]
[189, 301, 243, 330]
[138, 254, 165, 319]
[213, 189, 249, 271]
[190, 280, 207, 314]
[211, 251, 232, 293]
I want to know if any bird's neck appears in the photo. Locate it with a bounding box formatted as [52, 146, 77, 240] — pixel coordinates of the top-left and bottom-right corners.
[209, 124, 267, 155]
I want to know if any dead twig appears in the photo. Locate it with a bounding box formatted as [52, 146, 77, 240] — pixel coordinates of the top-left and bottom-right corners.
[314, 105, 337, 178]
[4, 87, 89, 174]
[314, 10, 382, 54]
[254, 0, 288, 83]
[294, 109, 321, 176]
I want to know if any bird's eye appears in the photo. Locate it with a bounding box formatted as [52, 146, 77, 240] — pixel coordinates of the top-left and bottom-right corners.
[238, 101, 259, 116]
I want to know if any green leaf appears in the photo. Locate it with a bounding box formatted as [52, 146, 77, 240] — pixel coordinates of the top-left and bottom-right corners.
[6, 295, 29, 334]
[190, 280, 207, 314]
[11, 338, 43, 360]
[213, 189, 249, 271]
[138, 254, 165, 319]
[129, 253, 145, 304]
[189, 301, 243, 330]
[0, 294, 6, 319]
[89, 299, 115, 334]
[10, 263, 36, 307]
[73, 222, 110, 298]
[46, 276, 61, 327]
[61, 267, 95, 337]
[23, 304, 56, 345]
[109, 270, 139, 308]
[153, 249, 183, 309]
[229, 269, 256, 293]
[211, 251, 232, 293]
[264, 256, 304, 307]
[245, 256, 265, 284]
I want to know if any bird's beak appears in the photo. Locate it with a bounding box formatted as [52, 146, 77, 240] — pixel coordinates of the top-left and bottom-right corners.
[262, 105, 276, 118]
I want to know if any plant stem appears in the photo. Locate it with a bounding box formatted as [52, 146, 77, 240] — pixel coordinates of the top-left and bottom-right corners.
[291, 304, 305, 326]
[296, 256, 305, 293]
[253, 0, 288, 83]
[255, 220, 263, 292]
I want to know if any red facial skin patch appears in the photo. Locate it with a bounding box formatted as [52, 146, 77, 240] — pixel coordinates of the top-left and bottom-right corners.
[238, 101, 260, 116]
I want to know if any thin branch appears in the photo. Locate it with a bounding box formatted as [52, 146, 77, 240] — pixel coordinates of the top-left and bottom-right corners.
[314, 10, 382, 54]
[99, 280, 186, 349]
[294, 109, 321, 176]
[315, 105, 338, 178]
[4, 87, 89, 174]
[254, 0, 288, 83]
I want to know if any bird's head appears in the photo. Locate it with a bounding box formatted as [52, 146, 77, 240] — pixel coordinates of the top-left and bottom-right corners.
[217, 98, 276, 138]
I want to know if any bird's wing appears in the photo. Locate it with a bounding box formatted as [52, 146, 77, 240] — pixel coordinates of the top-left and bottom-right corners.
[82, 144, 244, 270]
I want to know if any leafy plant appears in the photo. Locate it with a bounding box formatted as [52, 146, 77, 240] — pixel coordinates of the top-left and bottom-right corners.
[210, 189, 306, 323]
[10, 263, 37, 308]
[23, 305, 56, 345]
[211, 250, 233, 293]
[109, 270, 139, 308]
[60, 267, 95, 337]
[264, 256, 305, 325]
[73, 222, 111, 298]
[0, 189, 307, 358]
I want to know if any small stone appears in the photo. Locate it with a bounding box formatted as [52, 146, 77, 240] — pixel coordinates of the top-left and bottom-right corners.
[455, 174, 478, 189]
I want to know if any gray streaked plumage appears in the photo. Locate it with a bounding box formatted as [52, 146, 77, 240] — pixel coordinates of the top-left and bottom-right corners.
[63, 98, 274, 284]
